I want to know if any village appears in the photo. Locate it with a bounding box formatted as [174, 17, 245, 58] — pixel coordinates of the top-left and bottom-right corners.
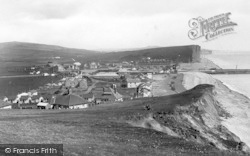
[0, 57, 180, 110]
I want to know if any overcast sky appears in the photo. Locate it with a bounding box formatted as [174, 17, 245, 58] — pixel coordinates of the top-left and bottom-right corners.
[0, 0, 249, 51]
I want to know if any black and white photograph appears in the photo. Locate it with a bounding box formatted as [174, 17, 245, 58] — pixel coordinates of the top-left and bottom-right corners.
[0, 0, 250, 155]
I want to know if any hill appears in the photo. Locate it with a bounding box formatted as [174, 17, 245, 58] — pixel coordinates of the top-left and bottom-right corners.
[87, 45, 200, 63]
[0, 41, 99, 63]
[0, 42, 99, 75]
[0, 42, 200, 63]
[0, 42, 201, 75]
[0, 84, 247, 155]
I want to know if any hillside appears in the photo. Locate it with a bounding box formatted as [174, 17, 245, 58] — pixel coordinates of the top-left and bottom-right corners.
[89, 45, 200, 63]
[0, 42, 99, 76]
[0, 41, 99, 63]
[0, 42, 200, 76]
[0, 42, 200, 63]
[0, 84, 248, 155]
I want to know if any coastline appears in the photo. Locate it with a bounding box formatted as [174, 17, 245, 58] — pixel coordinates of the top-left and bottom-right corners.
[202, 54, 250, 98]
[181, 56, 250, 150]
[213, 78, 250, 99]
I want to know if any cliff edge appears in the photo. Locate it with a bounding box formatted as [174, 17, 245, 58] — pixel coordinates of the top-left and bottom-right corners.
[126, 72, 250, 154]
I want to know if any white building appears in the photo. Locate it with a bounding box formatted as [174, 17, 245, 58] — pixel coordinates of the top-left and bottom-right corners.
[69, 104, 88, 109]
[126, 78, 142, 88]
[90, 62, 98, 69]
[146, 73, 153, 79]
[93, 72, 120, 78]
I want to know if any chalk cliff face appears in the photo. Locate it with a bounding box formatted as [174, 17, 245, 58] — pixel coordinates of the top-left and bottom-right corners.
[127, 73, 250, 154]
[182, 72, 250, 152]
[150, 84, 247, 152]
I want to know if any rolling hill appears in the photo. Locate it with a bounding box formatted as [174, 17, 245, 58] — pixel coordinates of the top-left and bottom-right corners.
[0, 42, 200, 63]
[0, 41, 99, 63]
[0, 42, 99, 75]
[0, 41, 201, 75]
[86, 45, 200, 63]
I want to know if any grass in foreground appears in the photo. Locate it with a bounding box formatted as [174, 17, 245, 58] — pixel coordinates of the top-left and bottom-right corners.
[0, 99, 246, 156]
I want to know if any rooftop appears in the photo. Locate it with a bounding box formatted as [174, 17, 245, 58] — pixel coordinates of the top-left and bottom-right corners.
[54, 94, 88, 106]
[126, 78, 141, 83]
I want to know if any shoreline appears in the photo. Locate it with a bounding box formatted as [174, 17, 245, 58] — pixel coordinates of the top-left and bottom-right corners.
[181, 70, 250, 150]
[202, 56, 250, 98]
[213, 78, 250, 100]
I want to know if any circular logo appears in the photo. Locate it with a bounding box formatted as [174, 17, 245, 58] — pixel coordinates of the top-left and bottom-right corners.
[5, 148, 11, 153]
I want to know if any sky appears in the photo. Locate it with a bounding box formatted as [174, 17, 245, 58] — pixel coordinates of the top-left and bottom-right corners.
[0, 0, 250, 51]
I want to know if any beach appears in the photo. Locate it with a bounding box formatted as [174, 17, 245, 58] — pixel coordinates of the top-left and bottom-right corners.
[184, 52, 250, 149]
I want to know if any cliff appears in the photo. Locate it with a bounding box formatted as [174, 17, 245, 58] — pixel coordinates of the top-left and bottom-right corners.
[126, 81, 250, 154]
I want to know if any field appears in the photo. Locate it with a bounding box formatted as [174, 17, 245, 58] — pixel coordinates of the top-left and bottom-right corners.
[0, 97, 245, 156]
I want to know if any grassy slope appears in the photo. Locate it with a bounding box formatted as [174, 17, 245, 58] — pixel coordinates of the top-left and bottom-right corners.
[0, 42, 99, 76]
[0, 42, 197, 64]
[0, 42, 98, 64]
[89, 45, 196, 63]
[0, 94, 245, 156]
[0, 42, 197, 76]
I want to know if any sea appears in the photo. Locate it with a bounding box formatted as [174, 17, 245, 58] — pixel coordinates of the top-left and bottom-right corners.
[205, 52, 250, 148]
[205, 52, 250, 98]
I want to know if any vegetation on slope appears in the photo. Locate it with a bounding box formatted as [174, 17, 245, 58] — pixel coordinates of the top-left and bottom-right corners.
[0, 84, 247, 156]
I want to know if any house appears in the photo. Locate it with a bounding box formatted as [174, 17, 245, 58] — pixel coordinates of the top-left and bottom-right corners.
[52, 94, 89, 109]
[94, 93, 115, 104]
[122, 78, 142, 88]
[29, 90, 38, 96]
[0, 99, 12, 109]
[93, 87, 116, 104]
[73, 62, 81, 70]
[83, 63, 89, 69]
[43, 73, 49, 76]
[41, 94, 53, 103]
[146, 73, 153, 79]
[92, 72, 120, 79]
[103, 87, 112, 95]
[63, 64, 75, 70]
[7, 95, 18, 103]
[80, 93, 94, 102]
[137, 83, 152, 97]
[37, 102, 51, 109]
[19, 96, 32, 104]
[1, 96, 8, 102]
[90, 62, 98, 69]
[47, 62, 65, 72]
[110, 88, 123, 102]
[136, 59, 172, 70]
[31, 95, 44, 103]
